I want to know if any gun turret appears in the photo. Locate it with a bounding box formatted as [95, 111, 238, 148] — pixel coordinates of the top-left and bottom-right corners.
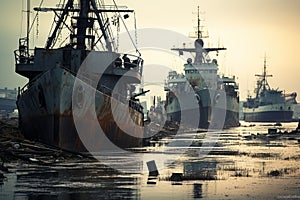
[131, 89, 150, 100]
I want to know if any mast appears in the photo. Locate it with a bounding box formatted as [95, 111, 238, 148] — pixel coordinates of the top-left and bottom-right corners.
[26, 0, 30, 54]
[171, 7, 226, 63]
[90, 0, 112, 51]
[262, 57, 267, 90]
[255, 55, 272, 97]
[36, 0, 133, 51]
[77, 0, 90, 50]
[197, 6, 200, 39]
[77, 0, 112, 50]
[44, 0, 74, 49]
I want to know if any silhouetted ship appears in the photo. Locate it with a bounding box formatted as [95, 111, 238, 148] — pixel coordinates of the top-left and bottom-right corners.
[164, 7, 239, 129]
[15, 0, 145, 152]
[0, 88, 17, 115]
[243, 57, 296, 122]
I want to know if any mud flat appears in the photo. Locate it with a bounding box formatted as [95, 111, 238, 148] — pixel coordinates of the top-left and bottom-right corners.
[1, 120, 300, 199]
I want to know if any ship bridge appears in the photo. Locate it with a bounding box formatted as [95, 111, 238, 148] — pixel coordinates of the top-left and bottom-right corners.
[15, 47, 143, 84]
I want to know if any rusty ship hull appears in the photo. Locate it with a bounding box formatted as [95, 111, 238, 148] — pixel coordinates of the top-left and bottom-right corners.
[17, 67, 143, 152]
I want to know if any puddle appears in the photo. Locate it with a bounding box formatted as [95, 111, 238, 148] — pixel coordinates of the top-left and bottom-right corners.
[1, 122, 300, 199]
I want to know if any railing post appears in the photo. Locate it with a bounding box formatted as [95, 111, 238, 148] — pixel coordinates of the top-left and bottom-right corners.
[17, 87, 20, 99]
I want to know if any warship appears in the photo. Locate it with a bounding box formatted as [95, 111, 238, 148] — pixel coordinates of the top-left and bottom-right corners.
[15, 0, 145, 152]
[243, 57, 296, 122]
[164, 7, 239, 129]
[0, 88, 17, 115]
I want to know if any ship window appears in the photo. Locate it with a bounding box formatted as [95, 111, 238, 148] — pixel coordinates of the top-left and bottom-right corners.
[280, 106, 283, 110]
[288, 107, 291, 110]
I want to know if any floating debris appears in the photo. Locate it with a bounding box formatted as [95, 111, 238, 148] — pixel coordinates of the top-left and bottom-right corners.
[268, 128, 277, 134]
[268, 170, 281, 177]
[170, 173, 183, 182]
[146, 160, 159, 176]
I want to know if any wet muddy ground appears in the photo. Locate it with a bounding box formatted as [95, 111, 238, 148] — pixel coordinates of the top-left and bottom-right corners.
[1, 120, 300, 199]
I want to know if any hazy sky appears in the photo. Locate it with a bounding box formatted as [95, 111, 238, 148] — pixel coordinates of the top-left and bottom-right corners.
[1, 0, 300, 101]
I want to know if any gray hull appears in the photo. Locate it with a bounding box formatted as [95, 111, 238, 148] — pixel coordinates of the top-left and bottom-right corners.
[167, 106, 210, 128]
[166, 89, 239, 129]
[244, 110, 293, 122]
[17, 67, 143, 152]
[167, 106, 239, 129]
[0, 97, 16, 113]
[243, 103, 294, 122]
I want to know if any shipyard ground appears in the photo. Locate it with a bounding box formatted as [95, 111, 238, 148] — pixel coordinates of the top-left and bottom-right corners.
[1, 119, 300, 199]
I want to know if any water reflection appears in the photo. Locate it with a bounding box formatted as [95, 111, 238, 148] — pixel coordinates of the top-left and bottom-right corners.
[2, 161, 141, 200]
[183, 161, 217, 180]
[193, 183, 202, 199]
[1, 122, 300, 199]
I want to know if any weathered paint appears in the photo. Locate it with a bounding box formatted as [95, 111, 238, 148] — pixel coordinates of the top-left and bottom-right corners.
[165, 88, 239, 129]
[17, 67, 143, 152]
